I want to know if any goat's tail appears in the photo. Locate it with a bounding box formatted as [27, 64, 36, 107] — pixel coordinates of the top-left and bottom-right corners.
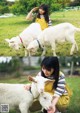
[75, 27, 80, 32]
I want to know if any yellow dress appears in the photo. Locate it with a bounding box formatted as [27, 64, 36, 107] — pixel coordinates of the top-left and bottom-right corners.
[30, 72, 72, 112]
[44, 71, 72, 112]
[35, 18, 48, 30]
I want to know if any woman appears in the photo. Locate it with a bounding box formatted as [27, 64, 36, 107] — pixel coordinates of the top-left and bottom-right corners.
[25, 57, 72, 113]
[38, 57, 71, 113]
[26, 4, 52, 30]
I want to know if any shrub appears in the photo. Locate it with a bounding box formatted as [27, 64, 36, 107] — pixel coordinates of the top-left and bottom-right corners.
[0, 5, 9, 14]
[51, 3, 62, 11]
[10, 3, 26, 15]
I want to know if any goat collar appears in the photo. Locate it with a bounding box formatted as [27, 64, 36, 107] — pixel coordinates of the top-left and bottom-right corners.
[19, 36, 25, 48]
[29, 86, 32, 94]
[29, 86, 39, 99]
[36, 39, 44, 51]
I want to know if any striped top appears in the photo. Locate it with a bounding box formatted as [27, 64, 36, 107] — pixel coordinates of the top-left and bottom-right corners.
[37, 71, 67, 97]
[48, 18, 52, 26]
[54, 72, 67, 97]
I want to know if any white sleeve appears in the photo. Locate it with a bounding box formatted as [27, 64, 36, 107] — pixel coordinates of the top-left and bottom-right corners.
[54, 73, 66, 97]
[48, 18, 52, 26]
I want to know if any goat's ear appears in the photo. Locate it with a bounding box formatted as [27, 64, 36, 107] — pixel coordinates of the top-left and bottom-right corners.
[10, 41, 14, 43]
[5, 39, 14, 43]
[28, 75, 37, 83]
[5, 39, 10, 43]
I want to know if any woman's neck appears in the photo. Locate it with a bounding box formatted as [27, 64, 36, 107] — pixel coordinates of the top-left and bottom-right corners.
[40, 15, 44, 18]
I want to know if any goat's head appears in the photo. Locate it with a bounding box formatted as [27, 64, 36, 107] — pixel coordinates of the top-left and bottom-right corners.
[28, 75, 55, 94]
[39, 92, 53, 110]
[5, 38, 21, 50]
[27, 40, 39, 55]
[28, 75, 55, 110]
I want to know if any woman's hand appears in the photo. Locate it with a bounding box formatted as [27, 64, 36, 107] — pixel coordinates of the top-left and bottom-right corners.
[48, 96, 59, 113]
[31, 7, 39, 12]
[47, 105, 56, 113]
[24, 84, 31, 90]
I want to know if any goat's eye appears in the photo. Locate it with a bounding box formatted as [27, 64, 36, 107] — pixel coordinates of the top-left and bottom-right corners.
[44, 97, 47, 99]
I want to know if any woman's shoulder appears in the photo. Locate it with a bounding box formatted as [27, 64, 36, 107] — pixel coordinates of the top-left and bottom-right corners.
[37, 71, 41, 76]
[59, 71, 65, 78]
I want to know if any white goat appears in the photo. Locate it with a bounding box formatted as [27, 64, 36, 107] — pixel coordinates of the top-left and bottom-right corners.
[5, 23, 42, 56]
[27, 22, 80, 56]
[39, 92, 53, 110]
[0, 75, 52, 113]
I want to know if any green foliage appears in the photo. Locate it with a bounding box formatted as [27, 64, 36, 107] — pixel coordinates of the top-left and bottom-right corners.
[51, 3, 62, 11]
[23, 66, 40, 71]
[0, 57, 22, 73]
[0, 0, 10, 14]
[15, 71, 21, 78]
[0, 5, 9, 14]
[0, 0, 79, 15]
[10, 0, 71, 15]
[10, 2, 26, 15]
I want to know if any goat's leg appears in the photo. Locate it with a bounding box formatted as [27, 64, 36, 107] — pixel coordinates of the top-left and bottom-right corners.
[51, 42, 56, 56]
[19, 103, 29, 113]
[70, 41, 78, 55]
[66, 33, 78, 55]
[75, 41, 78, 52]
[41, 46, 46, 56]
[25, 49, 28, 56]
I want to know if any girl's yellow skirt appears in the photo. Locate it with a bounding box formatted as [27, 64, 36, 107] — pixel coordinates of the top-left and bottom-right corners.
[29, 82, 72, 112]
[29, 95, 70, 112]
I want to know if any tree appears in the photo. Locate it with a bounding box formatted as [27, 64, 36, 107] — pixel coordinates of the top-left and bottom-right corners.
[10, 0, 71, 15]
[0, 0, 10, 14]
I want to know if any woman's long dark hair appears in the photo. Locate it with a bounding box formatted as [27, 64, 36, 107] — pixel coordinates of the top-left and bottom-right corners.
[37, 4, 49, 23]
[41, 56, 59, 89]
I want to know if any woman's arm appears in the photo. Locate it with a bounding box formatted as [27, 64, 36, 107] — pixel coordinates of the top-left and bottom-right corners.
[54, 73, 66, 97]
[47, 96, 59, 113]
[26, 7, 38, 21]
[48, 73, 66, 113]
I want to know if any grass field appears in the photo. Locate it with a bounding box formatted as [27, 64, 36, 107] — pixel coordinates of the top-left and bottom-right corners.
[0, 10, 80, 56]
[0, 76, 80, 113]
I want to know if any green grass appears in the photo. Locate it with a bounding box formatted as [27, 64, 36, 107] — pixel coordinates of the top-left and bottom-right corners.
[0, 15, 31, 56]
[0, 10, 80, 56]
[0, 76, 80, 113]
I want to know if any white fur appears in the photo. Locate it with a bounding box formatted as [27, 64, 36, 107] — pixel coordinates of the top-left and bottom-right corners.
[0, 76, 51, 113]
[27, 22, 80, 56]
[5, 23, 42, 56]
[39, 92, 53, 110]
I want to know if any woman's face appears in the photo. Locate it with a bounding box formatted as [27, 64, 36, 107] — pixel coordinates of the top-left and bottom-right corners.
[42, 67, 54, 77]
[39, 8, 45, 15]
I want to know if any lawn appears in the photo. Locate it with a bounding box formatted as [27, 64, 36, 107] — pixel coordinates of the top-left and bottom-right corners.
[0, 75, 80, 113]
[0, 10, 80, 56]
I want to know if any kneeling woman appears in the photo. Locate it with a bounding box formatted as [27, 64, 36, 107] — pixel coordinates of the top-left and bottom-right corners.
[38, 57, 72, 113]
[25, 56, 72, 113]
